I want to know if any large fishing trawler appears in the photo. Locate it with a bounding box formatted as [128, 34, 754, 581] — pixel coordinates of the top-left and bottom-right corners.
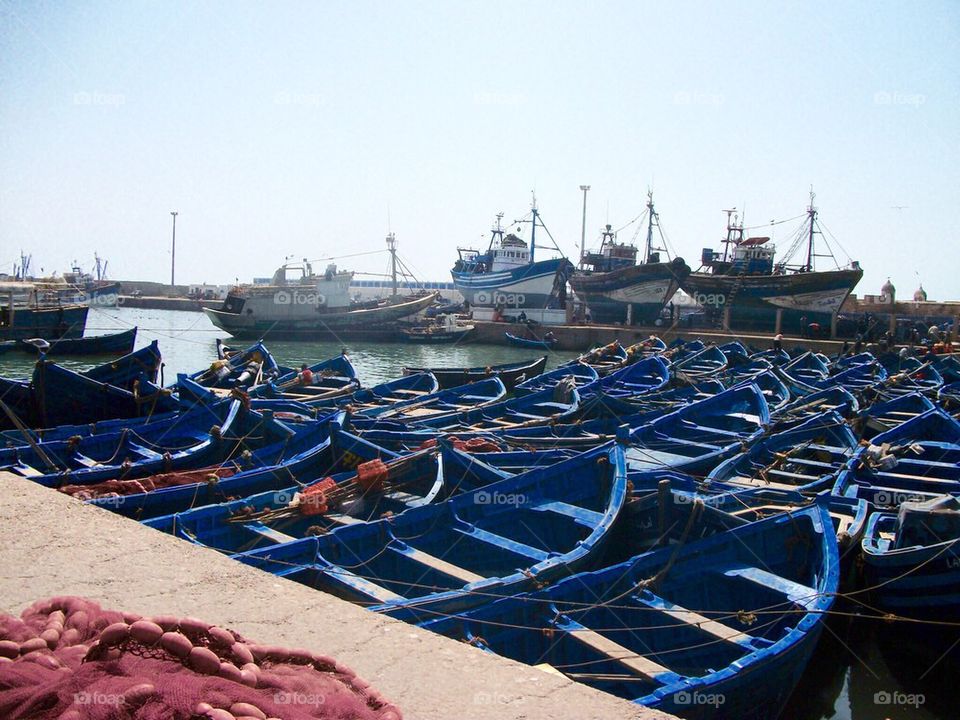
[569, 191, 690, 325]
[681, 192, 862, 331]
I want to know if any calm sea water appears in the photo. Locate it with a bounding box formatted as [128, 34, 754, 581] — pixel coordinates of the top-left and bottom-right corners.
[1, 306, 953, 720]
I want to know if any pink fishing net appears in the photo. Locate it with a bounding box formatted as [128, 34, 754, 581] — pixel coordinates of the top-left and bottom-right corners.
[0, 597, 402, 720]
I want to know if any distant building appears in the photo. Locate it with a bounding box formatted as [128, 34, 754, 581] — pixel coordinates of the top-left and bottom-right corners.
[913, 284, 928, 302]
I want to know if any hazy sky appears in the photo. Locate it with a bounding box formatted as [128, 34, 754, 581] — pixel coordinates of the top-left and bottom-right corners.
[2, 1, 957, 299]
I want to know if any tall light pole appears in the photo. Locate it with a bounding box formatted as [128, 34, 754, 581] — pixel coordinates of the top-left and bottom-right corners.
[170, 211, 178, 287]
[578, 185, 591, 263]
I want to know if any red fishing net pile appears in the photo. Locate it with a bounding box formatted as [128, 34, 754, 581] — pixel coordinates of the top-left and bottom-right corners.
[59, 466, 238, 500]
[0, 597, 402, 719]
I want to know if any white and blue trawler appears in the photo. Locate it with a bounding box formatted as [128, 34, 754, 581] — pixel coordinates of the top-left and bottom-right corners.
[451, 203, 573, 313]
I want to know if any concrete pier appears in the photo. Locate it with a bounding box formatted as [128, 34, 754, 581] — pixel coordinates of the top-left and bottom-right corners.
[470, 320, 850, 354]
[0, 473, 673, 720]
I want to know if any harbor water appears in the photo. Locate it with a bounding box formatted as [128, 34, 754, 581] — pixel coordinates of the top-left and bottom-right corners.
[0, 306, 954, 720]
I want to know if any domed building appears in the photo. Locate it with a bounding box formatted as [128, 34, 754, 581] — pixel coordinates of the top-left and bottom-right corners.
[880, 278, 896, 303]
[913, 284, 928, 302]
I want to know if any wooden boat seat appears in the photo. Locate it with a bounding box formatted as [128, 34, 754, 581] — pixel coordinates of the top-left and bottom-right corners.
[724, 566, 819, 605]
[784, 457, 841, 470]
[532, 501, 603, 527]
[564, 624, 673, 682]
[383, 490, 427, 505]
[13, 463, 45, 477]
[729, 476, 800, 491]
[324, 565, 404, 604]
[875, 471, 958, 485]
[395, 546, 485, 585]
[125, 444, 163, 460]
[71, 454, 101, 468]
[242, 522, 297, 544]
[632, 592, 755, 648]
[391, 389, 426, 396]
[455, 525, 551, 562]
[765, 468, 821, 482]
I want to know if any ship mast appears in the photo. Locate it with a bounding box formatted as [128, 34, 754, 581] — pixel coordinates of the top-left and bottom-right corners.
[386, 233, 398, 296]
[643, 190, 658, 264]
[529, 193, 538, 264]
[805, 189, 816, 272]
[720, 208, 740, 263]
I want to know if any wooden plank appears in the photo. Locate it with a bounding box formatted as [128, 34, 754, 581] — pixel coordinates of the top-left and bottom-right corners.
[568, 628, 670, 681]
[402, 547, 485, 585]
[654, 605, 752, 645]
[243, 523, 297, 544]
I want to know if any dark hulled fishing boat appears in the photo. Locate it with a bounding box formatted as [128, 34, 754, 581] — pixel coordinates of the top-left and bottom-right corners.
[569, 192, 690, 325]
[681, 193, 862, 331]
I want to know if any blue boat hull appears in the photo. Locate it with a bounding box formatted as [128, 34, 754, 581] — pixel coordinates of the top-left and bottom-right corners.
[452, 257, 572, 309]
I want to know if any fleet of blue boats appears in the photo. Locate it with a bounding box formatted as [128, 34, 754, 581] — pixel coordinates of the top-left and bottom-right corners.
[2, 335, 958, 719]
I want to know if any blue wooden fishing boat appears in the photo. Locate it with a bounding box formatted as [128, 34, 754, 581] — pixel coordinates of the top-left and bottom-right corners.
[750, 347, 791, 366]
[718, 357, 774, 385]
[623, 383, 770, 474]
[932, 354, 960, 384]
[31, 358, 178, 428]
[853, 391, 936, 439]
[833, 408, 960, 509]
[869, 360, 944, 400]
[249, 353, 359, 401]
[738, 370, 791, 414]
[578, 379, 726, 422]
[513, 362, 598, 396]
[624, 335, 668, 357]
[861, 495, 960, 620]
[401, 355, 547, 391]
[705, 411, 857, 494]
[939, 381, 960, 410]
[670, 343, 728, 380]
[309, 372, 440, 410]
[718, 340, 750, 359]
[563, 341, 629, 376]
[815, 361, 886, 394]
[0, 376, 36, 430]
[234, 442, 628, 617]
[504, 331, 557, 349]
[775, 351, 831, 395]
[352, 377, 506, 423]
[143, 435, 512, 554]
[772, 385, 858, 428]
[84, 340, 164, 388]
[80, 412, 346, 520]
[15, 327, 137, 356]
[189, 341, 280, 389]
[578, 356, 671, 408]
[418, 503, 838, 720]
[626, 478, 868, 574]
[366, 385, 581, 434]
[1, 398, 295, 488]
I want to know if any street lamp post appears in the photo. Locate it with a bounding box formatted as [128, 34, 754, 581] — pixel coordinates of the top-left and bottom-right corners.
[578, 185, 590, 263]
[170, 211, 178, 287]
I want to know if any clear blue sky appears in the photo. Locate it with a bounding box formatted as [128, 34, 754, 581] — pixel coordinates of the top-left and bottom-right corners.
[2, 1, 957, 299]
